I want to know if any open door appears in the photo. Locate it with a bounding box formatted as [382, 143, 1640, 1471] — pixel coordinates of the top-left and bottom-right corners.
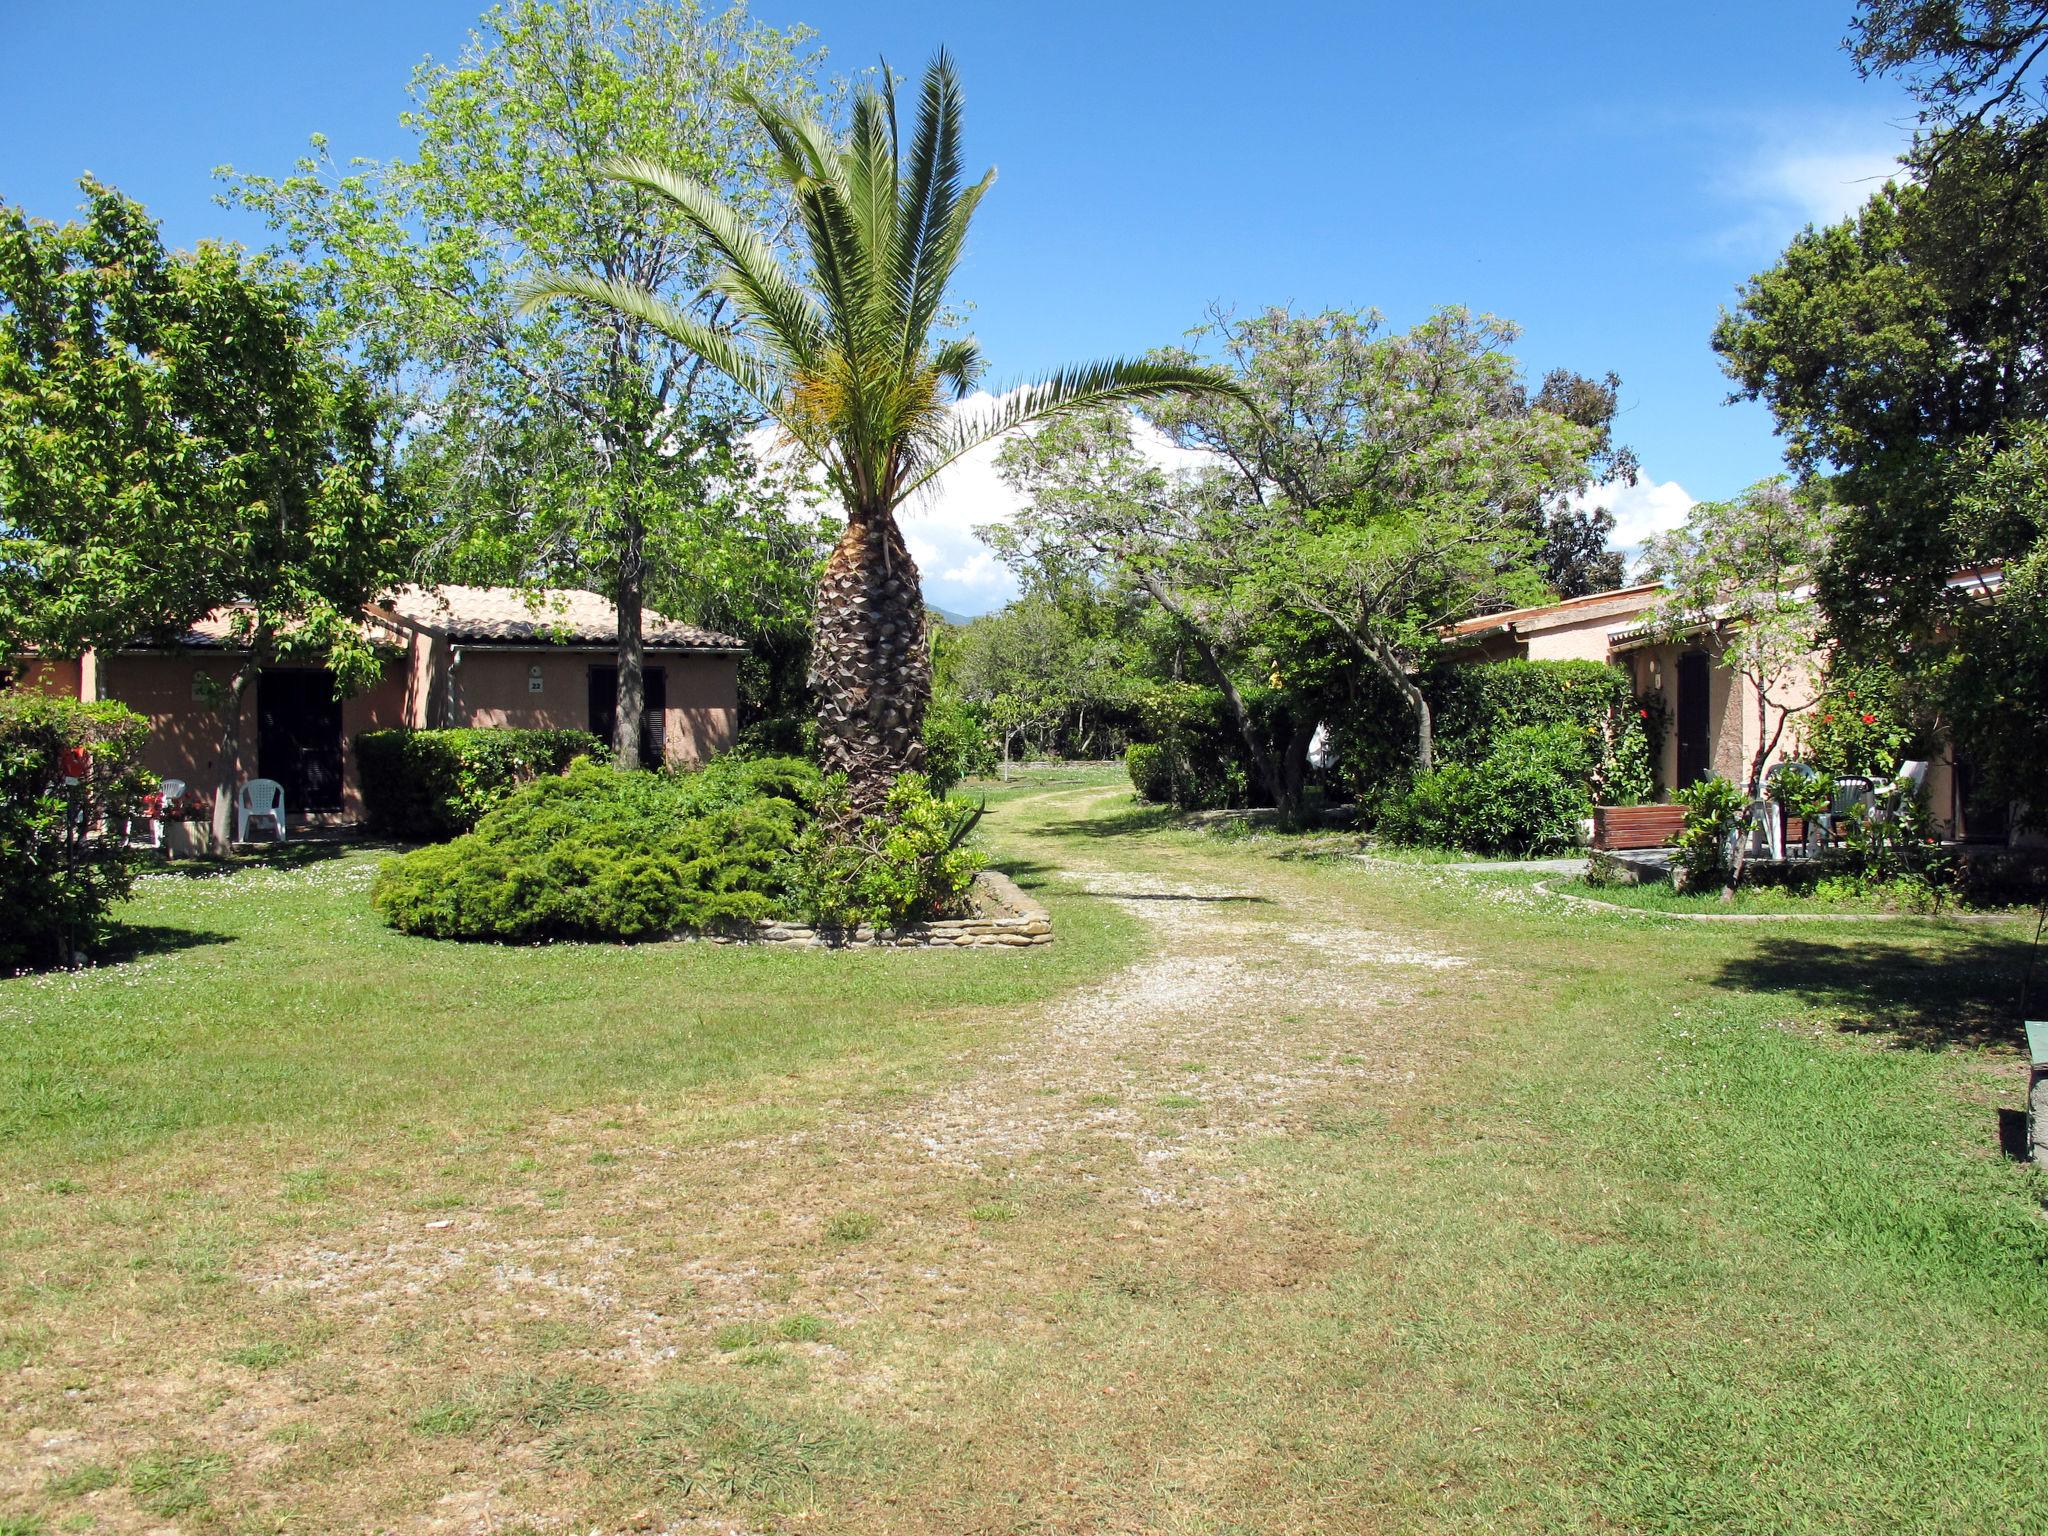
[1675, 650, 1711, 790]
[257, 669, 344, 812]
[587, 665, 667, 769]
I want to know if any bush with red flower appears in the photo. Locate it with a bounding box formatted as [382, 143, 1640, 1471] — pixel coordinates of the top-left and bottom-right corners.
[1795, 661, 1920, 781]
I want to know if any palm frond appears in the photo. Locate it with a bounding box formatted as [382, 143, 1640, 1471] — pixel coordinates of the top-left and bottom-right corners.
[604, 156, 826, 369]
[892, 50, 972, 364]
[893, 358, 1246, 503]
[515, 272, 826, 460]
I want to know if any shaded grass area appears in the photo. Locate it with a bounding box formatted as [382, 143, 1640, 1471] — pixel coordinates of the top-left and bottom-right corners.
[4, 776, 2048, 1532]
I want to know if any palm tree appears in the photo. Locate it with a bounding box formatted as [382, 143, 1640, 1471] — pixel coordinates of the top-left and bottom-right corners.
[522, 50, 1238, 813]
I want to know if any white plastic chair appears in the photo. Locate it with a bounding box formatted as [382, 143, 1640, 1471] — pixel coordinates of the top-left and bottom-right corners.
[237, 779, 287, 844]
[136, 777, 186, 849]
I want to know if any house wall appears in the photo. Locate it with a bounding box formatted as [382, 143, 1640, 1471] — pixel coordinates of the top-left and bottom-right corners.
[446, 647, 739, 765]
[1522, 612, 1633, 663]
[10, 657, 83, 698]
[1626, 639, 1822, 797]
[95, 651, 411, 822]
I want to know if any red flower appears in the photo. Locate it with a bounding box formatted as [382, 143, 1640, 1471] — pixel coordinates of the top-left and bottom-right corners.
[1860, 713, 1875, 724]
[1639, 708, 1649, 719]
[1846, 690, 1856, 700]
[1822, 713, 1834, 723]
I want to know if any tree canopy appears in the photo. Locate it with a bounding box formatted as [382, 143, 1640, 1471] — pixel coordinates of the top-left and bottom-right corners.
[0, 179, 406, 836]
[224, 0, 830, 762]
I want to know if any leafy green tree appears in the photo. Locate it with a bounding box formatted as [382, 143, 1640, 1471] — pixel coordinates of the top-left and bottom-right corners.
[991, 408, 1276, 790]
[1940, 421, 2048, 815]
[1852, 0, 2048, 135]
[0, 181, 403, 842]
[521, 49, 1236, 812]
[1642, 480, 1837, 883]
[1147, 307, 1612, 781]
[1714, 123, 2048, 652]
[224, 0, 827, 768]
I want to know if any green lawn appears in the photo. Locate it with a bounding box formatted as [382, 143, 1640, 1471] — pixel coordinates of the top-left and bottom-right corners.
[3, 771, 2045, 1532]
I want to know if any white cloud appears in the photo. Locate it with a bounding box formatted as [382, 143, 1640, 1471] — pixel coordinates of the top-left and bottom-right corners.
[1713, 125, 1909, 252]
[890, 392, 1209, 616]
[1572, 474, 1696, 577]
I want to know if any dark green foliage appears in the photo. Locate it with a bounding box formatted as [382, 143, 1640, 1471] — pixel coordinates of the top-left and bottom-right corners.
[1126, 742, 1170, 803]
[372, 755, 819, 941]
[1340, 659, 1654, 840]
[786, 773, 984, 930]
[1795, 659, 1922, 780]
[1128, 683, 1250, 810]
[1673, 776, 1747, 889]
[0, 692, 151, 971]
[355, 727, 603, 842]
[1430, 659, 1651, 804]
[1380, 723, 1594, 855]
[920, 695, 997, 796]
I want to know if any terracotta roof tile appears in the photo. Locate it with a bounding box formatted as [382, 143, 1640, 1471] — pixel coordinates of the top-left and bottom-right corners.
[376, 585, 743, 650]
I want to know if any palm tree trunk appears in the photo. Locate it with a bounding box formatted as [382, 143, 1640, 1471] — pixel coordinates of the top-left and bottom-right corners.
[810, 508, 930, 817]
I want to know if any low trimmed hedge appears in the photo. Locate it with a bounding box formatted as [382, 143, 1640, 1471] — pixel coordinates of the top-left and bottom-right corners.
[356, 727, 602, 842]
[370, 755, 983, 942]
[372, 755, 820, 941]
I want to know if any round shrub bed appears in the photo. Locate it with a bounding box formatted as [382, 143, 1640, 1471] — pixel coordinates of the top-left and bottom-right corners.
[371, 755, 983, 943]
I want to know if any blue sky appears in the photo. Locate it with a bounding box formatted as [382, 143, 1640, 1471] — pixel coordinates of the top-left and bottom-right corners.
[4, 2, 1921, 612]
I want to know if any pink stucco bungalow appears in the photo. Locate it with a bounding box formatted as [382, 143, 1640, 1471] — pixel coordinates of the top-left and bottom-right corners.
[9, 585, 744, 826]
[1445, 576, 2021, 845]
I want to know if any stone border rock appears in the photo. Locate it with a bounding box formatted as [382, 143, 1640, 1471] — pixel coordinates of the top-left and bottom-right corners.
[696, 869, 1053, 949]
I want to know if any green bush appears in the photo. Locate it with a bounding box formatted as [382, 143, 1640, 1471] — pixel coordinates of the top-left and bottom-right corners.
[372, 755, 819, 941]
[1797, 659, 1922, 780]
[922, 696, 998, 795]
[1380, 723, 1594, 855]
[1126, 742, 1171, 802]
[1, 692, 152, 971]
[1129, 684, 1246, 810]
[787, 772, 984, 930]
[1339, 659, 1655, 827]
[1673, 776, 1747, 890]
[1432, 658, 1653, 806]
[355, 727, 602, 842]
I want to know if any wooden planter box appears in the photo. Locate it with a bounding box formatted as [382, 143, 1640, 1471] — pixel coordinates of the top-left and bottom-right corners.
[1590, 804, 1686, 852]
[161, 820, 214, 859]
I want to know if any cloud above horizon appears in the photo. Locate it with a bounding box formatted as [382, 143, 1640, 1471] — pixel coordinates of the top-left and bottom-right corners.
[1713, 122, 1908, 253]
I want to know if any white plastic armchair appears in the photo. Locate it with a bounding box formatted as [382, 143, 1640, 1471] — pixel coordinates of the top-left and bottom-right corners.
[1869, 760, 1931, 828]
[237, 779, 287, 843]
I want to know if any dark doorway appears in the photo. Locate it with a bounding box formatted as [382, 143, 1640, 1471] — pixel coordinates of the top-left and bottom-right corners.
[1954, 759, 2011, 844]
[1675, 650, 1712, 789]
[588, 665, 667, 769]
[257, 669, 344, 812]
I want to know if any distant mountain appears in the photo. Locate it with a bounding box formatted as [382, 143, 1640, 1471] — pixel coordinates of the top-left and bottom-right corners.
[927, 604, 976, 627]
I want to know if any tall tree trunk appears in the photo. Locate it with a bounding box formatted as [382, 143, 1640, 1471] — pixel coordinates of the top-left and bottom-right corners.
[610, 518, 643, 774]
[211, 664, 255, 848]
[811, 508, 930, 817]
[614, 501, 647, 771]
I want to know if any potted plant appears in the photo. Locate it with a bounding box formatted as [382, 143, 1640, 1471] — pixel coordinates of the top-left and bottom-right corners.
[150, 787, 215, 858]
